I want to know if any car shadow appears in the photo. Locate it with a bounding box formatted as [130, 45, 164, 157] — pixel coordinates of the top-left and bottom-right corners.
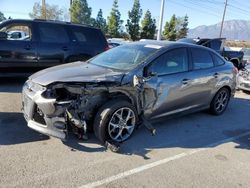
[0, 97, 249, 157]
[62, 135, 106, 153]
[0, 77, 27, 93]
[117, 96, 250, 159]
[0, 111, 105, 152]
[0, 112, 49, 145]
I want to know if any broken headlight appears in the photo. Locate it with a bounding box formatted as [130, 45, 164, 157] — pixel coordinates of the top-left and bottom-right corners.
[24, 80, 46, 92]
[42, 87, 78, 101]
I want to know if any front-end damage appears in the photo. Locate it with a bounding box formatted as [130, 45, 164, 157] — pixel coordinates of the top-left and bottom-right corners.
[22, 78, 153, 141]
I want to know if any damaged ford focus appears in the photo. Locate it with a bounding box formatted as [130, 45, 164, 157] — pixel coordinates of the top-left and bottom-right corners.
[22, 41, 237, 145]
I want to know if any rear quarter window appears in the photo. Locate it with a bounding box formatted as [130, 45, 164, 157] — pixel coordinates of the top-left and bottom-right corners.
[212, 54, 225, 66]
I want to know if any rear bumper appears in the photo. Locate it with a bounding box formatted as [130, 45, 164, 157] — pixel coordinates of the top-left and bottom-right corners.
[22, 83, 67, 140]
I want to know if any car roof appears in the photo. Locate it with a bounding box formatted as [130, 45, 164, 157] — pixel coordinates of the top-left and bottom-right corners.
[128, 40, 215, 52]
[1, 19, 98, 30]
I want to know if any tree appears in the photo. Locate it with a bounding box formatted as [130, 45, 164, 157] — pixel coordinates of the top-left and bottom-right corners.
[163, 14, 177, 41]
[176, 15, 189, 39]
[140, 10, 156, 39]
[126, 0, 142, 41]
[0, 11, 6, 22]
[29, 2, 64, 20]
[95, 9, 107, 33]
[107, 0, 123, 38]
[70, 0, 92, 25]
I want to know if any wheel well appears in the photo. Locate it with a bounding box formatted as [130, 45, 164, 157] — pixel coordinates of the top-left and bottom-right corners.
[220, 86, 231, 95]
[210, 86, 232, 107]
[109, 92, 133, 104]
[90, 92, 135, 129]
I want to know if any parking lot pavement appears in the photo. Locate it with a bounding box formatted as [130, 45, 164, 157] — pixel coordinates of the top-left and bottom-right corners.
[0, 80, 249, 188]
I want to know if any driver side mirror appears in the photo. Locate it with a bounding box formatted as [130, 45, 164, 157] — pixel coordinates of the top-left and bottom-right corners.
[0, 32, 7, 40]
[143, 66, 157, 78]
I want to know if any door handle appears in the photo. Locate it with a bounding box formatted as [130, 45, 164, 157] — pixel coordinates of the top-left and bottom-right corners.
[213, 73, 219, 78]
[62, 46, 68, 51]
[182, 78, 190, 85]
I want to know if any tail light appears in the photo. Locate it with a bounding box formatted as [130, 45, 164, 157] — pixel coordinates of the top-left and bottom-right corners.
[232, 67, 239, 74]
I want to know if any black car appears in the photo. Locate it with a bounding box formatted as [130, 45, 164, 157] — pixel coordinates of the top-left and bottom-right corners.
[0, 19, 109, 76]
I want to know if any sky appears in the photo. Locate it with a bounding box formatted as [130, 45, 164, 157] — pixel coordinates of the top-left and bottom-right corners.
[1, 0, 250, 29]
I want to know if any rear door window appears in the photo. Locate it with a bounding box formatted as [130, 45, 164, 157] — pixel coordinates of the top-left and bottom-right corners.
[38, 23, 69, 43]
[71, 26, 103, 45]
[191, 48, 214, 70]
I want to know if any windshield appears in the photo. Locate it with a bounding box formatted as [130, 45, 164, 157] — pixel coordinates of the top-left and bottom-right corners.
[90, 44, 161, 70]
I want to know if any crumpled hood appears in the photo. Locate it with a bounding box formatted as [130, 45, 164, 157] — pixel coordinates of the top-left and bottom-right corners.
[29, 61, 125, 86]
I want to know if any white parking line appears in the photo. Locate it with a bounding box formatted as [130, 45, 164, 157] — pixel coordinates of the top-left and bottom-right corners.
[80, 131, 250, 188]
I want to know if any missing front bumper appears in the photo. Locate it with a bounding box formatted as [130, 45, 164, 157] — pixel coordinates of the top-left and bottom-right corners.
[22, 84, 68, 140]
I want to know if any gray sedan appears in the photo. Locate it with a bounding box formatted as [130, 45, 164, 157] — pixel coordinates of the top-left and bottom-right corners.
[22, 41, 237, 144]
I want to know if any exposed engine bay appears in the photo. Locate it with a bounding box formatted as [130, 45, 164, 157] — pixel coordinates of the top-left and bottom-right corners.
[22, 78, 156, 149]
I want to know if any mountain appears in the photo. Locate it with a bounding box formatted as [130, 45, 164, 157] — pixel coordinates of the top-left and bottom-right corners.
[188, 20, 250, 41]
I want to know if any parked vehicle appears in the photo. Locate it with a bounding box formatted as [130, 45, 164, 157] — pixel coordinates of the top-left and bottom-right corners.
[241, 48, 250, 65]
[107, 38, 128, 48]
[0, 19, 108, 76]
[178, 38, 245, 70]
[237, 64, 250, 92]
[22, 41, 237, 144]
[7, 30, 29, 40]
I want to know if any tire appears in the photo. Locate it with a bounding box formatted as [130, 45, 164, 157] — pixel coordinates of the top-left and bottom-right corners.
[94, 99, 138, 144]
[209, 88, 230, 115]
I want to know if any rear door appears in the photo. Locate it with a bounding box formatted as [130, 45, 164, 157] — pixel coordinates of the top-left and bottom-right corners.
[0, 21, 38, 74]
[68, 26, 108, 62]
[187, 47, 218, 106]
[36, 22, 71, 68]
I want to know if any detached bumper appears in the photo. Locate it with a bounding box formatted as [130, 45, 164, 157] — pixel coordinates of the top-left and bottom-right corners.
[22, 83, 67, 140]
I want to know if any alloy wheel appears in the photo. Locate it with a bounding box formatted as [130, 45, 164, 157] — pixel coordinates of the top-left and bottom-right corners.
[214, 90, 229, 113]
[108, 107, 136, 142]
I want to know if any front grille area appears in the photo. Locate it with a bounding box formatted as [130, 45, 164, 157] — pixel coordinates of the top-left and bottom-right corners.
[32, 105, 46, 125]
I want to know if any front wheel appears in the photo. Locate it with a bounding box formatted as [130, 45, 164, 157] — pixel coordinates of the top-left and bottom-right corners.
[94, 99, 138, 144]
[210, 88, 230, 115]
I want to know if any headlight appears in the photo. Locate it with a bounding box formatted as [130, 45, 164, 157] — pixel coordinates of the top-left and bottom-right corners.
[24, 80, 46, 92]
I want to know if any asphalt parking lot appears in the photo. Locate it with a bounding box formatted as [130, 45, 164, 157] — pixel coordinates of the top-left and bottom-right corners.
[0, 78, 250, 188]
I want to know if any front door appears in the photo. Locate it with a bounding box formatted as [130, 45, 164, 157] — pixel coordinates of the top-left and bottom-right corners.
[142, 47, 196, 119]
[0, 21, 38, 74]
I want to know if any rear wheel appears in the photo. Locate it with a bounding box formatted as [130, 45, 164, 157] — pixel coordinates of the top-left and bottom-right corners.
[210, 88, 230, 115]
[94, 99, 138, 144]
